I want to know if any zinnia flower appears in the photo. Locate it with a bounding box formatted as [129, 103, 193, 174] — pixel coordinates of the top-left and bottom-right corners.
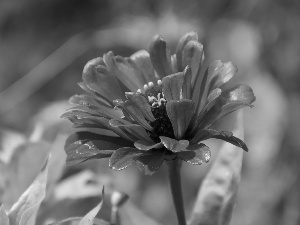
[62, 31, 255, 175]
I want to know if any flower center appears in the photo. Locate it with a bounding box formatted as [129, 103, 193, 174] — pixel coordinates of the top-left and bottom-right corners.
[141, 81, 174, 142]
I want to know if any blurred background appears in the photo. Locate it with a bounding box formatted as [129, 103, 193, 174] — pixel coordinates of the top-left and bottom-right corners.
[0, 0, 300, 224]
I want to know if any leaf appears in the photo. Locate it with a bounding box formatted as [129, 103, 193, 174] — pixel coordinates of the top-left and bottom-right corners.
[8, 157, 49, 225]
[0, 205, 9, 225]
[118, 201, 162, 225]
[2, 141, 50, 209]
[48, 217, 110, 225]
[78, 189, 104, 225]
[188, 111, 244, 225]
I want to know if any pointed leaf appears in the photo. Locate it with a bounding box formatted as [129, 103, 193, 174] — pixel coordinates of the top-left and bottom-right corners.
[188, 111, 245, 225]
[136, 149, 165, 175]
[109, 148, 144, 170]
[2, 141, 50, 209]
[166, 99, 195, 139]
[78, 196, 103, 225]
[149, 35, 172, 79]
[8, 157, 49, 225]
[0, 205, 9, 225]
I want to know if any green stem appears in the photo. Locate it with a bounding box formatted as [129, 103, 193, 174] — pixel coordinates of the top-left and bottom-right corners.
[166, 159, 186, 225]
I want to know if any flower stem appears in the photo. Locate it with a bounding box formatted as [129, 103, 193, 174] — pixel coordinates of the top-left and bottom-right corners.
[166, 159, 186, 225]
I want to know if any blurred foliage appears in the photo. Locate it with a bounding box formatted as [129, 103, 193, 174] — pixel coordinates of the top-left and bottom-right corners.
[0, 0, 300, 224]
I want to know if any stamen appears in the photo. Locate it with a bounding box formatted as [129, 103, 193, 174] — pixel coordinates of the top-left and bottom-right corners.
[148, 82, 154, 88]
[157, 80, 162, 86]
[137, 89, 142, 93]
[143, 84, 149, 91]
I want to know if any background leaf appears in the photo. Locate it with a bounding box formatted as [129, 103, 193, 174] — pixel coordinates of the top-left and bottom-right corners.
[118, 201, 162, 225]
[0, 204, 9, 225]
[8, 157, 49, 225]
[2, 141, 50, 209]
[188, 111, 244, 225]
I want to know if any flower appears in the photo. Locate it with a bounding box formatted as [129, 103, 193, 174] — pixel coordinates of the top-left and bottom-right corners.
[62, 31, 256, 175]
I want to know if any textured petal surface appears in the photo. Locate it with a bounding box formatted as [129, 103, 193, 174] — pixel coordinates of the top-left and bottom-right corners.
[198, 84, 256, 128]
[130, 50, 157, 84]
[149, 35, 172, 79]
[176, 31, 198, 71]
[136, 149, 165, 175]
[162, 72, 184, 101]
[104, 52, 144, 91]
[109, 147, 144, 170]
[134, 140, 162, 150]
[166, 99, 195, 139]
[65, 132, 133, 166]
[159, 136, 189, 152]
[125, 92, 155, 121]
[190, 129, 248, 151]
[177, 144, 211, 165]
[82, 57, 124, 102]
[182, 40, 204, 86]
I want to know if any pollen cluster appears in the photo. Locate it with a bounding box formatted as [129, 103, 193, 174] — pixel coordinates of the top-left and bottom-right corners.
[141, 81, 174, 141]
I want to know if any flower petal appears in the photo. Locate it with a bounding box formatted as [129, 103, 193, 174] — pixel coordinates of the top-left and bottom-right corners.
[166, 99, 195, 139]
[189, 129, 248, 151]
[176, 31, 198, 71]
[65, 132, 133, 166]
[103, 52, 144, 91]
[198, 84, 256, 129]
[195, 60, 237, 114]
[136, 149, 165, 175]
[159, 136, 189, 152]
[125, 92, 155, 122]
[170, 54, 178, 73]
[62, 110, 136, 142]
[69, 95, 124, 119]
[162, 72, 184, 101]
[82, 57, 125, 102]
[177, 144, 211, 165]
[149, 35, 172, 79]
[109, 119, 154, 143]
[78, 82, 112, 107]
[182, 66, 192, 99]
[109, 147, 145, 170]
[130, 50, 158, 83]
[182, 40, 204, 86]
[134, 140, 163, 150]
[121, 100, 154, 131]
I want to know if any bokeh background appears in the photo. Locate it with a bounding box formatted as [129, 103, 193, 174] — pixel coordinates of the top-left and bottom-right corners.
[0, 0, 300, 224]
